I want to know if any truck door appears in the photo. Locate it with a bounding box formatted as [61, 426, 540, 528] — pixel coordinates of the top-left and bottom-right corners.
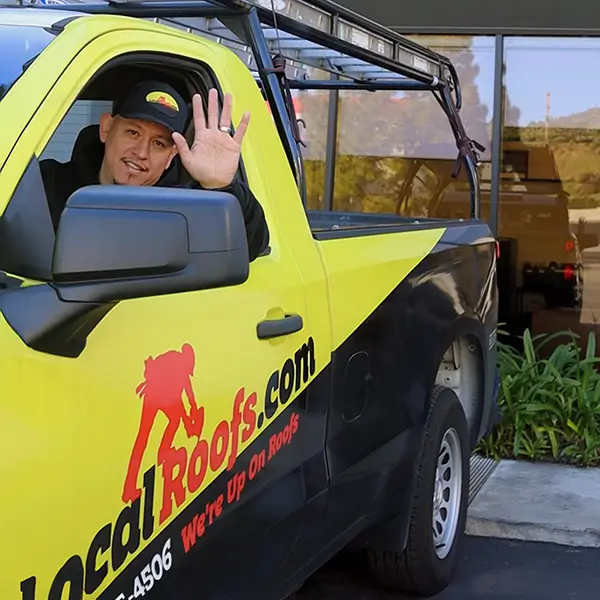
[0, 23, 319, 600]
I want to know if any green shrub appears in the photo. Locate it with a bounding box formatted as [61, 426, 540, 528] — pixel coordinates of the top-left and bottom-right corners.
[477, 328, 600, 467]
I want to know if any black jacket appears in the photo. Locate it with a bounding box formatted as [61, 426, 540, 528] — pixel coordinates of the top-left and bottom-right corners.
[39, 137, 270, 262]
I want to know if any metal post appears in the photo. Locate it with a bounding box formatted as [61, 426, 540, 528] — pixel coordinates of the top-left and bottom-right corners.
[489, 34, 505, 237]
[286, 80, 436, 91]
[323, 74, 340, 211]
[242, 7, 304, 190]
[323, 13, 341, 211]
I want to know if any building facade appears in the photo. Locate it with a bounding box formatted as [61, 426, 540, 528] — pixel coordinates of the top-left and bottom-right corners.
[302, 0, 600, 350]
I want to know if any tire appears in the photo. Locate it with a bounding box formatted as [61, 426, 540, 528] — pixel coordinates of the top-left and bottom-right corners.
[366, 385, 470, 597]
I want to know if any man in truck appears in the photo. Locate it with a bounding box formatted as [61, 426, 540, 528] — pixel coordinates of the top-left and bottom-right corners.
[39, 79, 270, 261]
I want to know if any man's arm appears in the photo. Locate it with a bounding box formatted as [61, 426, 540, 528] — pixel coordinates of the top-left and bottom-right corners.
[186, 175, 270, 262]
[171, 91, 270, 262]
[215, 177, 270, 262]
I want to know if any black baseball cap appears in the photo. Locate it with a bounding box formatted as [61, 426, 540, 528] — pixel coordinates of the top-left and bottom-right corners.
[113, 80, 189, 136]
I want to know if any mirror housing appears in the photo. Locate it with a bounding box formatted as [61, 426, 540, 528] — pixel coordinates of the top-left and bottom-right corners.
[52, 185, 250, 303]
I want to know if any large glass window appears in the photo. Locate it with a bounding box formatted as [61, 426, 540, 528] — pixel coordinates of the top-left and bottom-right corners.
[501, 37, 600, 344]
[407, 36, 496, 221]
[290, 67, 330, 210]
[331, 35, 495, 218]
[332, 87, 466, 217]
[292, 36, 495, 219]
[407, 36, 496, 161]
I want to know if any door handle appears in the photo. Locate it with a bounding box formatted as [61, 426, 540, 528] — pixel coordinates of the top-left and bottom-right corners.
[257, 314, 304, 340]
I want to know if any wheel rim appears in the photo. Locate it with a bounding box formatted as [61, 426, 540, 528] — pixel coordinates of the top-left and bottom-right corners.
[432, 427, 463, 560]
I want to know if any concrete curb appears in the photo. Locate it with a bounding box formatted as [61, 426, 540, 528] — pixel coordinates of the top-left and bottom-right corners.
[465, 459, 600, 548]
[466, 516, 600, 549]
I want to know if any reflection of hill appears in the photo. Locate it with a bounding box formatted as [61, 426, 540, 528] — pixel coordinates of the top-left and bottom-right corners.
[505, 126, 600, 145]
[529, 107, 600, 130]
[501, 121, 600, 210]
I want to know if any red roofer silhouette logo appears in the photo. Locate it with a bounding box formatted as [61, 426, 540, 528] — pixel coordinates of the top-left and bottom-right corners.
[122, 343, 202, 504]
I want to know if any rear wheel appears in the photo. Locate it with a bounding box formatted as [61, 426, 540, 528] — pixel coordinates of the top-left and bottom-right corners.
[366, 386, 470, 596]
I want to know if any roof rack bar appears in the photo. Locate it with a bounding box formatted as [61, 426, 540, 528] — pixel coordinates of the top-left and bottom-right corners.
[252, 0, 448, 68]
[254, 32, 425, 82]
[255, 8, 437, 85]
[287, 79, 437, 91]
[35, 1, 244, 18]
[241, 6, 305, 194]
[297, 0, 450, 65]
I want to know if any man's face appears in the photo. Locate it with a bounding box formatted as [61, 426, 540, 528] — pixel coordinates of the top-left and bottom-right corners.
[98, 113, 178, 186]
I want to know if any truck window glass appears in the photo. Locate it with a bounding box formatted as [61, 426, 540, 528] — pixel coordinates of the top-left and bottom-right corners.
[40, 100, 114, 162]
[0, 25, 54, 99]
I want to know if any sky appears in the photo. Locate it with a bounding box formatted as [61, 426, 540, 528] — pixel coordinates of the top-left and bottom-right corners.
[468, 36, 600, 128]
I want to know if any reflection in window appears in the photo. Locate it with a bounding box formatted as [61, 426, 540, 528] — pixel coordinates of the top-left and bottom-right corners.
[332, 89, 468, 218]
[291, 67, 330, 210]
[297, 90, 328, 210]
[292, 37, 495, 219]
[501, 37, 600, 346]
[407, 36, 496, 222]
[331, 36, 495, 220]
[407, 35, 496, 162]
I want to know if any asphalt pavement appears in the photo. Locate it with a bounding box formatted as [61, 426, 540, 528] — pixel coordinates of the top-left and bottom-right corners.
[296, 536, 600, 599]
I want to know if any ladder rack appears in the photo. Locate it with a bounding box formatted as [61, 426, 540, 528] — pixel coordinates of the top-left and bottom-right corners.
[245, 0, 449, 87]
[30, 0, 459, 95]
[23, 0, 480, 217]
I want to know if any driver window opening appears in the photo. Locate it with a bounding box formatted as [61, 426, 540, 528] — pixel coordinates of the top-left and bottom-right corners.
[37, 59, 202, 221]
[31, 56, 270, 263]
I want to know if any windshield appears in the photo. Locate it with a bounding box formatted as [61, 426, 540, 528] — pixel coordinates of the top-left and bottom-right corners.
[0, 24, 56, 100]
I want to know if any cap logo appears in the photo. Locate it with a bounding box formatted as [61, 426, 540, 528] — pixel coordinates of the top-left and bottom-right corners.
[145, 91, 179, 112]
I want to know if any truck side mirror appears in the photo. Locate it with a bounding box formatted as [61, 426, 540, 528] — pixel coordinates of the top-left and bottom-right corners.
[51, 185, 250, 303]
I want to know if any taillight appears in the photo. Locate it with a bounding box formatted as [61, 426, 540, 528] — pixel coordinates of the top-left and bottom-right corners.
[564, 264, 574, 280]
[495, 241, 501, 259]
[565, 239, 575, 252]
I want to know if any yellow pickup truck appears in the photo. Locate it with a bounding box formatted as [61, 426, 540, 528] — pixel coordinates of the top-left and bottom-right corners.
[0, 1, 499, 599]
